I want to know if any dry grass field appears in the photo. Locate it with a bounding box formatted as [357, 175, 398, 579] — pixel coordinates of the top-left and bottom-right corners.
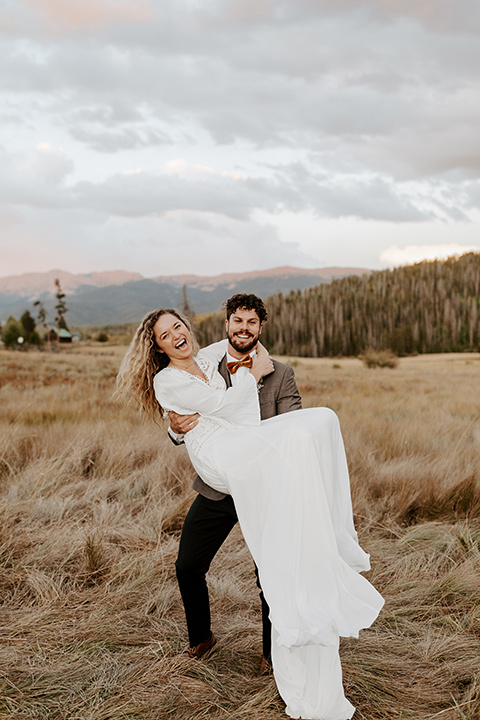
[1, 345, 480, 720]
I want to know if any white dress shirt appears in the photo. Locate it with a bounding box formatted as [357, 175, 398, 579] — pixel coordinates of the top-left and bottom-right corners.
[225, 349, 256, 385]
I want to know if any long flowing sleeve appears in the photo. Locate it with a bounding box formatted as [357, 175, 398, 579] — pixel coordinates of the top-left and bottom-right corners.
[196, 339, 228, 365]
[154, 365, 261, 428]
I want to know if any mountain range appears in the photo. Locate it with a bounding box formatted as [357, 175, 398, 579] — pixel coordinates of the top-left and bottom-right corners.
[0, 266, 370, 326]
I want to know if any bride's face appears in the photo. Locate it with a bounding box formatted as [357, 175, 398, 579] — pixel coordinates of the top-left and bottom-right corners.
[153, 314, 193, 362]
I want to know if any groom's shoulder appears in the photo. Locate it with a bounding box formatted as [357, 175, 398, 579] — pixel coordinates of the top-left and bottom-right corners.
[268, 357, 297, 384]
[271, 357, 295, 373]
[262, 357, 302, 412]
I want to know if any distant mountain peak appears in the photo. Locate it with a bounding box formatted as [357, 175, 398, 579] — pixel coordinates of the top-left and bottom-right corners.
[0, 265, 371, 326]
[0, 269, 143, 297]
[153, 265, 370, 286]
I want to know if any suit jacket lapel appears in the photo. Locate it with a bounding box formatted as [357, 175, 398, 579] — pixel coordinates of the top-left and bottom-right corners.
[218, 352, 282, 419]
[218, 355, 232, 387]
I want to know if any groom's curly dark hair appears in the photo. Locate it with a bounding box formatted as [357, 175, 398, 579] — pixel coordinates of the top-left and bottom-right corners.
[223, 293, 268, 324]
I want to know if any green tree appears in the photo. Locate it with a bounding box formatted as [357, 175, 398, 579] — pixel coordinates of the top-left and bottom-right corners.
[1, 316, 23, 348]
[19, 310, 42, 346]
[180, 283, 194, 318]
[34, 300, 47, 328]
[20, 310, 36, 341]
[33, 300, 49, 347]
[54, 278, 69, 330]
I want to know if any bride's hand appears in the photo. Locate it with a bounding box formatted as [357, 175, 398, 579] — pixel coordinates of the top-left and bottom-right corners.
[250, 344, 274, 383]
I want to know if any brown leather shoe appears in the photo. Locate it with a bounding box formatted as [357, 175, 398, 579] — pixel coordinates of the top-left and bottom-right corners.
[182, 632, 217, 660]
[259, 655, 273, 676]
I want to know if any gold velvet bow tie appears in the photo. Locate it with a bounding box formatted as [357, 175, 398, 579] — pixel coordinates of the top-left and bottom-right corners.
[226, 356, 253, 374]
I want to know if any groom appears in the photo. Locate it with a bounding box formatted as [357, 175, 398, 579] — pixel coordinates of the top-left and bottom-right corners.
[169, 293, 302, 672]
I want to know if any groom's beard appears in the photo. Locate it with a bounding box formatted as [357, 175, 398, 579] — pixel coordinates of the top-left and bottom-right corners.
[227, 329, 260, 355]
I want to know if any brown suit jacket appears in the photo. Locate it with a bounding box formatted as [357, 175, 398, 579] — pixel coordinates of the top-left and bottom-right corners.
[192, 354, 302, 500]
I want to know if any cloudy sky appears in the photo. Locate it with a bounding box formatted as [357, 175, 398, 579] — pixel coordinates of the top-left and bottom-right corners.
[1, 0, 480, 278]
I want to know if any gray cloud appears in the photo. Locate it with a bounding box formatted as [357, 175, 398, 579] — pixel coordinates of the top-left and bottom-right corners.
[2, 142, 473, 225]
[0, 201, 316, 278]
[0, 1, 479, 183]
[1, 4, 479, 176]
[1, 0, 479, 277]
[0, 145, 73, 208]
[69, 124, 170, 153]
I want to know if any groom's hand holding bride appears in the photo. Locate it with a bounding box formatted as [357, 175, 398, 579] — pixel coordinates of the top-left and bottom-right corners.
[169, 411, 200, 434]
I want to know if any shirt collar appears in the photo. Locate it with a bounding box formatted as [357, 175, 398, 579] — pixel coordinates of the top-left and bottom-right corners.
[226, 348, 256, 364]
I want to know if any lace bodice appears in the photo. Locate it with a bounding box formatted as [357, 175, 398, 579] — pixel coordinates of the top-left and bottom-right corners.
[153, 341, 261, 457]
[160, 356, 232, 455]
[160, 354, 226, 393]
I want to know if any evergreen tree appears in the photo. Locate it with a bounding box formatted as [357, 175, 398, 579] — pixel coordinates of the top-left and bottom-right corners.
[34, 300, 48, 328]
[54, 278, 69, 330]
[180, 283, 194, 318]
[20, 310, 41, 346]
[20, 310, 36, 341]
[33, 300, 49, 346]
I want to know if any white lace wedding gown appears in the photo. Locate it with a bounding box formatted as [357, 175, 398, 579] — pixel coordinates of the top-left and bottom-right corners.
[154, 342, 384, 720]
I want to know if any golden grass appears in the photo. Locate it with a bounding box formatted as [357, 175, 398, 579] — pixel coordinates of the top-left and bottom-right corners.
[1, 346, 480, 719]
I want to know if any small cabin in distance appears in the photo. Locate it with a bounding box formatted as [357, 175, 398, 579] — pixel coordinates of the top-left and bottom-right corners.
[44, 327, 75, 344]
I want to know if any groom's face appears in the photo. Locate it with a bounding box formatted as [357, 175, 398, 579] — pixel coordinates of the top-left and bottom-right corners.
[226, 308, 262, 356]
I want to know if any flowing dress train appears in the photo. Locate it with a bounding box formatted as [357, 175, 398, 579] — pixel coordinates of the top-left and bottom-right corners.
[154, 342, 384, 720]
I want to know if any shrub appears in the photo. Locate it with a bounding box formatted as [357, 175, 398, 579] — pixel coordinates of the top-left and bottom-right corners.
[28, 330, 42, 346]
[360, 348, 399, 369]
[95, 332, 109, 342]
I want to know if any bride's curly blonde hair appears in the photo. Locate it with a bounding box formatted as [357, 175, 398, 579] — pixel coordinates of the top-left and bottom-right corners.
[115, 308, 198, 422]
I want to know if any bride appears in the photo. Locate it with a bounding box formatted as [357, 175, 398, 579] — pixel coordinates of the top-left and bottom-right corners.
[116, 308, 384, 720]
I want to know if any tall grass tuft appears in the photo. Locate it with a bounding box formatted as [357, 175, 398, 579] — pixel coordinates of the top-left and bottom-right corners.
[359, 348, 399, 369]
[84, 535, 108, 585]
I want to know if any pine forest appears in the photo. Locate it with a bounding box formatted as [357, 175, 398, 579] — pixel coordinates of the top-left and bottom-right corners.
[196, 253, 480, 357]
